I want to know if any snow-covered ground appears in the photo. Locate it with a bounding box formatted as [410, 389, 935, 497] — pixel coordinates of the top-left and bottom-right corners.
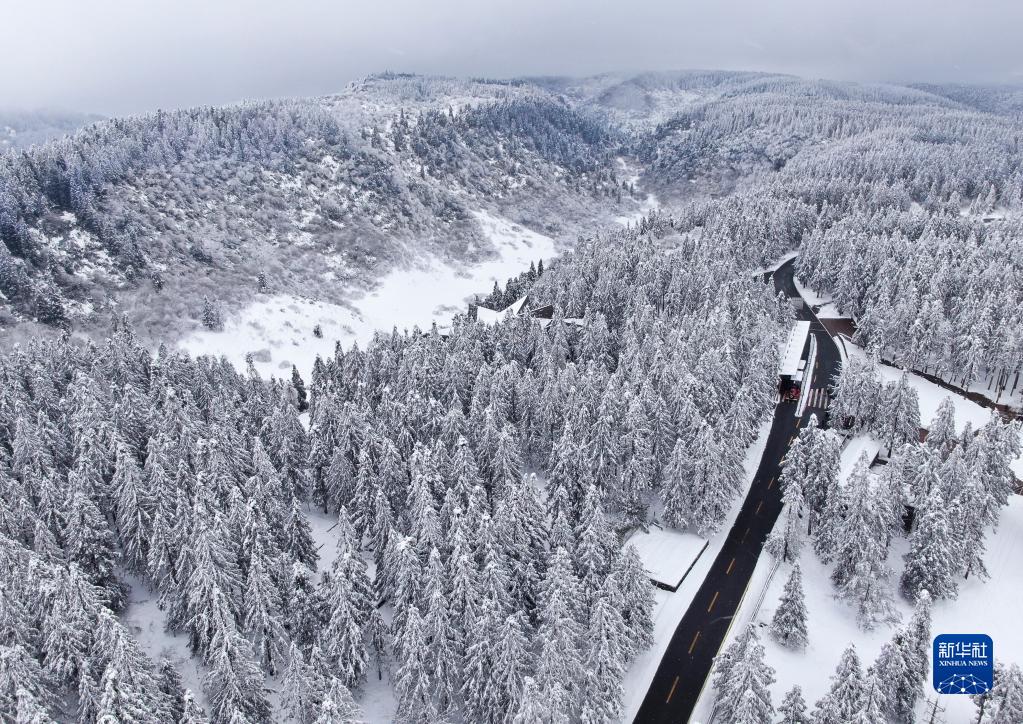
[792, 275, 845, 319]
[179, 210, 558, 378]
[622, 416, 773, 722]
[119, 570, 210, 710]
[692, 425, 1023, 724]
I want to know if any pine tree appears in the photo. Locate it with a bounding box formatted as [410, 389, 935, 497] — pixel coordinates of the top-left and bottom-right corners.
[282, 494, 319, 570]
[613, 544, 654, 658]
[831, 465, 898, 630]
[888, 592, 931, 723]
[766, 472, 806, 563]
[15, 687, 54, 724]
[292, 366, 309, 412]
[97, 665, 157, 724]
[512, 676, 555, 724]
[312, 681, 361, 724]
[975, 662, 1023, 723]
[393, 604, 436, 724]
[879, 371, 921, 455]
[280, 643, 323, 724]
[661, 437, 693, 529]
[778, 685, 809, 724]
[184, 515, 243, 655]
[926, 396, 957, 459]
[156, 658, 187, 723]
[869, 633, 909, 722]
[901, 487, 959, 601]
[0, 645, 54, 718]
[574, 486, 616, 606]
[770, 564, 809, 650]
[488, 611, 533, 723]
[203, 623, 271, 724]
[64, 473, 122, 606]
[242, 537, 288, 675]
[811, 644, 865, 724]
[851, 671, 886, 724]
[802, 426, 841, 535]
[421, 550, 457, 713]
[713, 624, 775, 724]
[180, 689, 211, 724]
[580, 580, 628, 723]
[688, 422, 739, 536]
[113, 440, 152, 573]
[321, 571, 368, 689]
[202, 297, 223, 331]
[535, 547, 586, 718]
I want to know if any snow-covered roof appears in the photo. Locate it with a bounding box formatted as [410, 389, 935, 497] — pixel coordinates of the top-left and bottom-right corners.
[506, 295, 529, 316]
[625, 526, 709, 591]
[536, 317, 586, 330]
[475, 295, 529, 326]
[779, 321, 811, 378]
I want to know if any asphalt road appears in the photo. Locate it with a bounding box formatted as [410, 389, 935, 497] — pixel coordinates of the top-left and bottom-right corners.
[632, 258, 842, 724]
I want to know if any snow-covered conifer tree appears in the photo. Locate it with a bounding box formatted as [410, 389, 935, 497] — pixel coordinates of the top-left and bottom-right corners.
[770, 564, 808, 650]
[901, 487, 959, 601]
[713, 624, 775, 724]
[777, 685, 809, 724]
[811, 644, 864, 724]
[766, 472, 806, 563]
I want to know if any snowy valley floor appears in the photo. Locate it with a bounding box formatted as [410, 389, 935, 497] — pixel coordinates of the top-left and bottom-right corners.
[178, 210, 558, 378]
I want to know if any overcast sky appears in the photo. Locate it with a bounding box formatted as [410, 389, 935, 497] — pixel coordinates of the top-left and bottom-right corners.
[3, 0, 1022, 116]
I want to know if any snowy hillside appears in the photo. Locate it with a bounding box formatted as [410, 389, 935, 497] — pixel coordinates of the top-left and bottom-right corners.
[179, 210, 558, 375]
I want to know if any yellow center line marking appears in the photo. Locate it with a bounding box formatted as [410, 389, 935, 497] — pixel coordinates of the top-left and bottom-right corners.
[755, 500, 764, 515]
[796, 418, 802, 428]
[788, 435, 794, 446]
[707, 591, 720, 613]
[742, 526, 751, 543]
[688, 631, 701, 655]
[666, 676, 680, 703]
[767, 477, 775, 490]
[726, 557, 736, 575]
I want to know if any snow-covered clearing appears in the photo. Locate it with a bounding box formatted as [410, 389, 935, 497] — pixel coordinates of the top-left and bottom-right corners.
[622, 416, 773, 722]
[119, 570, 210, 710]
[179, 210, 558, 378]
[692, 438, 1023, 724]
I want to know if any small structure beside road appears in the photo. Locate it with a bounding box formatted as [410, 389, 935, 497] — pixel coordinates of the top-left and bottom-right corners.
[778, 320, 811, 398]
[626, 525, 709, 592]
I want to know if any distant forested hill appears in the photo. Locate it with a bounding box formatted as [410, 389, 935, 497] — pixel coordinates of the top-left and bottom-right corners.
[0, 108, 103, 152]
[0, 76, 628, 335]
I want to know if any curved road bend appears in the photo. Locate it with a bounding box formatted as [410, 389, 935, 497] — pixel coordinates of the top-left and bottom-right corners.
[633, 258, 842, 724]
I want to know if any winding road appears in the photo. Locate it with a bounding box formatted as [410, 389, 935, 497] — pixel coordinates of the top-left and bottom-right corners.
[633, 258, 842, 724]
